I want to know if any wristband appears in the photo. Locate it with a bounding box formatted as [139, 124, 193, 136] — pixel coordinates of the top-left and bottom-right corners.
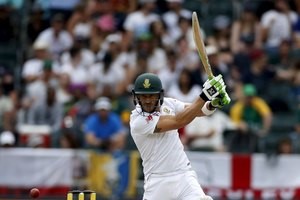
[201, 101, 216, 116]
[200, 92, 209, 101]
[208, 101, 217, 109]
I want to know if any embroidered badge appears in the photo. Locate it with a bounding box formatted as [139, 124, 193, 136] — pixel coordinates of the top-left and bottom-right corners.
[143, 79, 151, 88]
[163, 107, 170, 114]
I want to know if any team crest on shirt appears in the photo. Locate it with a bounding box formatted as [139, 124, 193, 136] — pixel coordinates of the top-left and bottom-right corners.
[163, 107, 170, 114]
[143, 79, 151, 88]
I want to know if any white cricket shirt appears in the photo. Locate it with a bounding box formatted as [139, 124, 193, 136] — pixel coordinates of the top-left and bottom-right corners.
[130, 97, 191, 178]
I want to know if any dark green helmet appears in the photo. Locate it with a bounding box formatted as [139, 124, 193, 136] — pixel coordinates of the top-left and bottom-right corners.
[132, 73, 164, 107]
[133, 73, 163, 94]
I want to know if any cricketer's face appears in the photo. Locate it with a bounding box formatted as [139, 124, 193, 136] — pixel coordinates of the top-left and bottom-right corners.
[137, 94, 160, 113]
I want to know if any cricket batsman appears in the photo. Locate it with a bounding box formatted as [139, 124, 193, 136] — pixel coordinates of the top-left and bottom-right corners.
[130, 72, 230, 200]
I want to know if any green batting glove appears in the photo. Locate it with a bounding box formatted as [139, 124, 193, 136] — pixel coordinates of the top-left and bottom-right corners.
[200, 74, 225, 101]
[211, 91, 231, 108]
[211, 97, 223, 108]
[220, 91, 231, 105]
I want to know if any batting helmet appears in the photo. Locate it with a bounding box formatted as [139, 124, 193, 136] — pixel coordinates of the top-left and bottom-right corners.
[132, 73, 164, 106]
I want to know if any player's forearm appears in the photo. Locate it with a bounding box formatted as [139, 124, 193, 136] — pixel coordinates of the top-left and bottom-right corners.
[155, 97, 207, 133]
[175, 97, 206, 126]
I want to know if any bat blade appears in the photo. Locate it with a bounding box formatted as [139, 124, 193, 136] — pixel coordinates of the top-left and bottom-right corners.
[192, 12, 214, 79]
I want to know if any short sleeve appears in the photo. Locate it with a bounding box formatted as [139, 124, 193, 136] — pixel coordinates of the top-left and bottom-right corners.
[123, 14, 135, 32]
[253, 98, 271, 117]
[130, 112, 160, 135]
[261, 11, 275, 28]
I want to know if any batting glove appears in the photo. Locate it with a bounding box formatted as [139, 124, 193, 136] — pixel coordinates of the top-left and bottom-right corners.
[211, 87, 231, 108]
[200, 74, 225, 101]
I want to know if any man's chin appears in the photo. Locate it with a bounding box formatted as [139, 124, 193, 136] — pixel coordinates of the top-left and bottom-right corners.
[143, 106, 156, 113]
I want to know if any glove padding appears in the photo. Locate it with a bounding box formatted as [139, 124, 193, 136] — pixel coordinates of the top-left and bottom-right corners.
[211, 88, 231, 108]
[201, 74, 225, 101]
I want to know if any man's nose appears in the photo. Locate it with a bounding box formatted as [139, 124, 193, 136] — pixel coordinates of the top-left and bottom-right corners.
[144, 98, 152, 103]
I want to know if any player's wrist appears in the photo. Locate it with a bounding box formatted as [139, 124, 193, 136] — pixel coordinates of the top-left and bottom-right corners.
[208, 101, 217, 110]
[201, 101, 216, 115]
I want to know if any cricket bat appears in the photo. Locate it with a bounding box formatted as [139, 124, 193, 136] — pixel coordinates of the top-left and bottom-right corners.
[192, 11, 214, 79]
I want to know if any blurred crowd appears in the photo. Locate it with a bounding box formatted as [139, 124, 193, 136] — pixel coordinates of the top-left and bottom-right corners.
[1, 0, 300, 155]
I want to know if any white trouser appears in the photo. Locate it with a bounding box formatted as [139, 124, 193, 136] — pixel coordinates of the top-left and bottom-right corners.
[143, 170, 206, 200]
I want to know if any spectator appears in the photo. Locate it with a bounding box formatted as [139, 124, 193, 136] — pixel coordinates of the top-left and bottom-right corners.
[149, 18, 173, 49]
[122, 0, 159, 51]
[242, 48, 277, 96]
[35, 13, 73, 61]
[89, 35, 132, 96]
[230, 2, 262, 54]
[207, 15, 232, 53]
[157, 49, 181, 93]
[206, 45, 232, 88]
[268, 39, 295, 70]
[229, 84, 273, 153]
[66, 3, 92, 40]
[22, 40, 51, 84]
[132, 33, 168, 74]
[27, 87, 64, 147]
[24, 60, 57, 111]
[59, 46, 89, 88]
[83, 97, 126, 151]
[89, 12, 119, 54]
[167, 68, 201, 103]
[191, 45, 233, 93]
[175, 36, 199, 71]
[162, 0, 192, 45]
[22, 41, 62, 110]
[167, 68, 202, 143]
[260, 0, 297, 54]
[185, 110, 237, 152]
[178, 15, 202, 52]
[60, 36, 96, 69]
